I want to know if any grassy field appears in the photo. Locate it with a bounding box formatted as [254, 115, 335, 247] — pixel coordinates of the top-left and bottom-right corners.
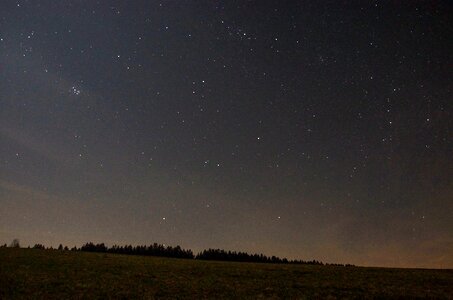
[0, 248, 452, 299]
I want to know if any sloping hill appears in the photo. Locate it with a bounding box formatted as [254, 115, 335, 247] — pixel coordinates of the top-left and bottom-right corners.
[1, 248, 452, 299]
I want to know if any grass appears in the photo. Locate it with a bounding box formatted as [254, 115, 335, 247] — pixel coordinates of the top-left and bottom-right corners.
[0, 248, 452, 299]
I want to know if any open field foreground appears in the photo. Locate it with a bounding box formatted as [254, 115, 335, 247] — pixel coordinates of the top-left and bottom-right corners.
[0, 248, 452, 299]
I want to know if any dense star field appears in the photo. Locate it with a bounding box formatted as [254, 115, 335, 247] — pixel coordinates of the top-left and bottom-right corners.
[0, 1, 452, 268]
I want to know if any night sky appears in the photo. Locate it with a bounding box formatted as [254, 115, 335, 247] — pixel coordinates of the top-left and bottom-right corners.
[1, 1, 452, 268]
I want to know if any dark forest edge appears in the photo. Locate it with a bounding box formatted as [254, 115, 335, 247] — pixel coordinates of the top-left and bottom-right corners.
[1, 240, 353, 267]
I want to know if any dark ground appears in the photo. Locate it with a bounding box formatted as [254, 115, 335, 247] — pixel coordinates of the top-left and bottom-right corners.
[1, 248, 452, 299]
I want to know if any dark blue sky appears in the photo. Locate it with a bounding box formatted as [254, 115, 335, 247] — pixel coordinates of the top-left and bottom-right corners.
[1, 1, 452, 268]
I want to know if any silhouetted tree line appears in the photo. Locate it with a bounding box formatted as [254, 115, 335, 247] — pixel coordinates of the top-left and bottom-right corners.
[32, 243, 45, 250]
[20, 241, 354, 266]
[80, 242, 194, 259]
[195, 248, 325, 265]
